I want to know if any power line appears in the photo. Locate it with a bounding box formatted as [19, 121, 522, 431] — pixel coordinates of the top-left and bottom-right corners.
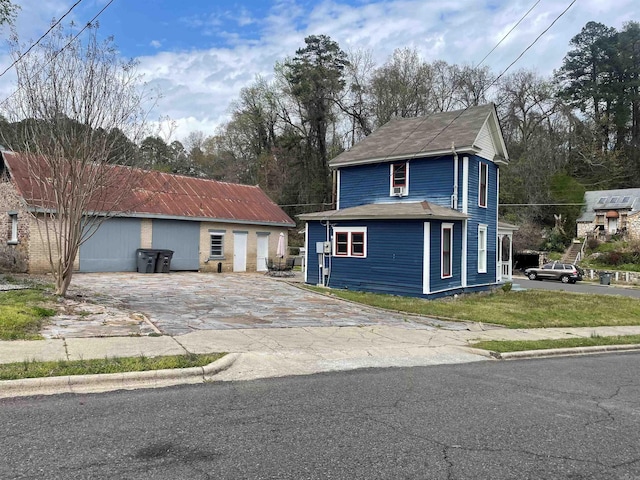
[475, 0, 541, 68]
[411, 0, 579, 159]
[0, 0, 115, 109]
[0, 0, 84, 78]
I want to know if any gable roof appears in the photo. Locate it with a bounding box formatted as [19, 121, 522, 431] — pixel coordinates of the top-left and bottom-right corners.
[2, 151, 295, 227]
[329, 104, 508, 168]
[577, 188, 640, 223]
[298, 201, 468, 221]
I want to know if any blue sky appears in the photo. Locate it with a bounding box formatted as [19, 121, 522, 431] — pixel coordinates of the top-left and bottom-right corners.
[1, 0, 639, 141]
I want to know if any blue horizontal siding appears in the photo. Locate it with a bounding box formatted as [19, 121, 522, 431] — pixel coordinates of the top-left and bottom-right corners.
[466, 155, 498, 285]
[339, 156, 456, 209]
[328, 220, 425, 297]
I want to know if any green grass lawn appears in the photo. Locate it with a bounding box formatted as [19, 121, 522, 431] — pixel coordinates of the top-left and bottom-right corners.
[306, 287, 640, 328]
[0, 353, 226, 380]
[472, 335, 640, 353]
[0, 290, 57, 340]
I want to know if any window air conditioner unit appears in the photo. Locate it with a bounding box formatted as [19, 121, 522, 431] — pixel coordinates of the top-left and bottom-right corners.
[392, 186, 405, 197]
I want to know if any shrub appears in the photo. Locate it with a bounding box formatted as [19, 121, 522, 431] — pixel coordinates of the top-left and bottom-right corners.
[0, 245, 27, 273]
[586, 237, 600, 251]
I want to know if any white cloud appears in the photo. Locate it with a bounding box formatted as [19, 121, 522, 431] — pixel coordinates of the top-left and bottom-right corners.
[2, 0, 640, 143]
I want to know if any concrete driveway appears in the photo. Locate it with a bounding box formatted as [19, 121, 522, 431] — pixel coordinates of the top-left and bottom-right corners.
[54, 272, 467, 337]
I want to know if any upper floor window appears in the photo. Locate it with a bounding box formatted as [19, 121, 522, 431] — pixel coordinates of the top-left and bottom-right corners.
[479, 163, 488, 208]
[8, 213, 18, 244]
[478, 224, 487, 273]
[333, 227, 367, 258]
[441, 223, 453, 278]
[390, 162, 409, 197]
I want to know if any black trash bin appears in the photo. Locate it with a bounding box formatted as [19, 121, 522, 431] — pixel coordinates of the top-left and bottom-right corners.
[599, 272, 611, 286]
[136, 249, 158, 273]
[154, 250, 174, 273]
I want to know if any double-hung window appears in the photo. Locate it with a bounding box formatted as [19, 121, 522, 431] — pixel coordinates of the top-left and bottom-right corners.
[441, 223, 453, 278]
[8, 213, 18, 244]
[479, 163, 488, 208]
[390, 162, 409, 196]
[478, 224, 487, 273]
[333, 227, 367, 258]
[209, 231, 225, 258]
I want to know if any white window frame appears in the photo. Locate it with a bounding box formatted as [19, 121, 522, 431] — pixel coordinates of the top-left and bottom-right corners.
[8, 213, 18, 244]
[478, 224, 487, 274]
[209, 231, 225, 259]
[441, 223, 453, 279]
[479, 162, 488, 208]
[389, 161, 409, 196]
[332, 226, 367, 258]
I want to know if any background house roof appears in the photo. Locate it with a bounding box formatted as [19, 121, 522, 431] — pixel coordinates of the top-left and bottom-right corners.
[329, 104, 508, 168]
[298, 201, 469, 221]
[577, 188, 640, 223]
[2, 151, 295, 227]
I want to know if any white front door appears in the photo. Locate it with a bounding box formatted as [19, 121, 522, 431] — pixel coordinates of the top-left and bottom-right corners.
[608, 217, 618, 234]
[256, 233, 269, 272]
[233, 232, 247, 272]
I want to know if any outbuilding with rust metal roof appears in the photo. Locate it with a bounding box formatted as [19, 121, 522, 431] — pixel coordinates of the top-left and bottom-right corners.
[0, 151, 295, 274]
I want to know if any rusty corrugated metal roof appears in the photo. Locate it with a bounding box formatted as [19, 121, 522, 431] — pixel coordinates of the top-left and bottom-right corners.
[3, 151, 295, 227]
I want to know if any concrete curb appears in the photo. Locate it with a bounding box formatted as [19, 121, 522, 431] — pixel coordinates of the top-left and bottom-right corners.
[488, 344, 640, 360]
[0, 352, 239, 399]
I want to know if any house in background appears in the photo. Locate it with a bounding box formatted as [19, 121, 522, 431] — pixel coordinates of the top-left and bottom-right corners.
[300, 104, 516, 299]
[1, 151, 295, 274]
[576, 188, 640, 240]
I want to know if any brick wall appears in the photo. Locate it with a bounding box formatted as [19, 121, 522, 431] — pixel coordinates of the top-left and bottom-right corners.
[0, 179, 30, 272]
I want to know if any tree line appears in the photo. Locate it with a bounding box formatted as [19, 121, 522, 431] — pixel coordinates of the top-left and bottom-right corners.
[2, 20, 639, 241]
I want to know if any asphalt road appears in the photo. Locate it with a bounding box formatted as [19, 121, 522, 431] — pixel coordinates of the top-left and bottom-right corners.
[2, 353, 640, 479]
[513, 274, 640, 298]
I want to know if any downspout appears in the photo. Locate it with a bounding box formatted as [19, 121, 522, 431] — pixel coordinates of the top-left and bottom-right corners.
[451, 143, 459, 210]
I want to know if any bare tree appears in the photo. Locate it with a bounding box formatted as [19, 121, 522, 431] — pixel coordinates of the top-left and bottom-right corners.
[3, 23, 153, 296]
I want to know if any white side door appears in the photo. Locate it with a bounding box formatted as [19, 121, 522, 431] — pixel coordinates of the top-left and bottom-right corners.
[256, 233, 269, 272]
[233, 231, 248, 272]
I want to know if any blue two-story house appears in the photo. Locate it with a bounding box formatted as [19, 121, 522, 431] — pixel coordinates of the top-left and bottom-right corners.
[300, 104, 516, 299]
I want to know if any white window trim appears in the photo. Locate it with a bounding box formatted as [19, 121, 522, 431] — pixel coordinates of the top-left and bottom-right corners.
[441, 222, 453, 279]
[8, 213, 18, 244]
[209, 230, 225, 259]
[389, 161, 409, 197]
[478, 224, 487, 274]
[332, 226, 367, 258]
[423, 222, 430, 294]
[478, 162, 488, 208]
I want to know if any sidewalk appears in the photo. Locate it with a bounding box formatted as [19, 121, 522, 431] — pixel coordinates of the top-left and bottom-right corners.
[3, 324, 640, 397]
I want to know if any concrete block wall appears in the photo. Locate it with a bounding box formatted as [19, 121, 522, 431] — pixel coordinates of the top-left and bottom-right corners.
[140, 219, 152, 248]
[198, 222, 288, 273]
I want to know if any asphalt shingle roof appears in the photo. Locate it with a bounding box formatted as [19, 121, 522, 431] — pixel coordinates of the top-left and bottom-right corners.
[329, 104, 501, 167]
[298, 201, 468, 221]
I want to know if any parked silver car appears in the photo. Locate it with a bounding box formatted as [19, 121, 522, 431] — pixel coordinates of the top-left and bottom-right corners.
[524, 262, 583, 284]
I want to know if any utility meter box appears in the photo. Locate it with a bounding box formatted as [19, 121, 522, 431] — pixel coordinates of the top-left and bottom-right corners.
[316, 241, 331, 254]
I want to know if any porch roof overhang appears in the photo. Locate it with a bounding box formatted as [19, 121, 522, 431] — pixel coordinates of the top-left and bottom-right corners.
[298, 201, 469, 221]
[498, 221, 519, 234]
